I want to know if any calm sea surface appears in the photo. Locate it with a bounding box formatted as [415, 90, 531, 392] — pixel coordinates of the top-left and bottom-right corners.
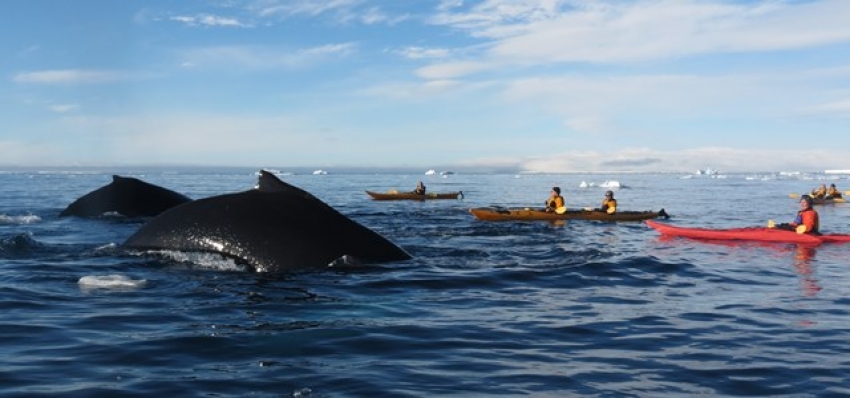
[1, 170, 849, 397]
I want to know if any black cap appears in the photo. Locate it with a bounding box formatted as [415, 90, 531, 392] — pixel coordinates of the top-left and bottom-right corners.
[552, 187, 561, 194]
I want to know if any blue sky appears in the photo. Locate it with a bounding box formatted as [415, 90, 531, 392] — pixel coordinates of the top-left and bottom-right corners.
[2, 0, 849, 172]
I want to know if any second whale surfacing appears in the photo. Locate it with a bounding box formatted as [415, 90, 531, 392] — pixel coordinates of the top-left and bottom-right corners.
[123, 170, 411, 271]
[60, 175, 192, 218]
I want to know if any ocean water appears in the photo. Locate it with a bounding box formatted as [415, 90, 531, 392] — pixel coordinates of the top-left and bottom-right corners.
[1, 170, 849, 397]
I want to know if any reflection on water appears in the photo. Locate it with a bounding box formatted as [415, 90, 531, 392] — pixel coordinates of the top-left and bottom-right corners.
[793, 245, 821, 297]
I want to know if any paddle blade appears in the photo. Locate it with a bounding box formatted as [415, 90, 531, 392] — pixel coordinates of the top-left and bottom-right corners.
[555, 206, 567, 214]
[789, 193, 800, 199]
[606, 207, 616, 214]
[767, 219, 775, 228]
[796, 225, 807, 234]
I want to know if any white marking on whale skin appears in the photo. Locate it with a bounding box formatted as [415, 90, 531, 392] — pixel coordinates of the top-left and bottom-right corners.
[328, 254, 361, 267]
[200, 237, 226, 252]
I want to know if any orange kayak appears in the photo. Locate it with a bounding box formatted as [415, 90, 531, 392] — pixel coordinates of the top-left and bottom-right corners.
[469, 207, 668, 222]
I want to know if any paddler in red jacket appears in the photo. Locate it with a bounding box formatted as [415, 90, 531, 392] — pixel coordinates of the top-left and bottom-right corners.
[774, 195, 820, 234]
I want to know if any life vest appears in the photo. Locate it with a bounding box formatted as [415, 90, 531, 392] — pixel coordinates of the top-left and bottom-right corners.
[827, 187, 842, 198]
[546, 195, 564, 209]
[793, 208, 820, 234]
[601, 198, 617, 213]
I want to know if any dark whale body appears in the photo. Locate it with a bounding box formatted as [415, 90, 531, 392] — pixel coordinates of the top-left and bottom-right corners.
[123, 170, 411, 271]
[60, 175, 192, 217]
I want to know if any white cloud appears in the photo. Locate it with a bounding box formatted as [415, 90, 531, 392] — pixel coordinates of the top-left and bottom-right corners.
[360, 7, 408, 25]
[255, 0, 358, 17]
[799, 99, 850, 116]
[48, 104, 79, 113]
[426, 0, 850, 72]
[395, 46, 451, 59]
[361, 78, 497, 100]
[170, 14, 249, 28]
[13, 70, 140, 85]
[182, 43, 357, 69]
[416, 61, 491, 79]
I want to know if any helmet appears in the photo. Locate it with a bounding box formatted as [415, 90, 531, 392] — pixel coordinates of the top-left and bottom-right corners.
[605, 190, 613, 197]
[552, 187, 561, 194]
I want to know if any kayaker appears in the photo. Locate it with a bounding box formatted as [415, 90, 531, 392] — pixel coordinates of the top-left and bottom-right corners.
[600, 190, 617, 214]
[545, 187, 565, 212]
[413, 181, 426, 195]
[826, 183, 842, 199]
[811, 184, 827, 199]
[773, 195, 820, 234]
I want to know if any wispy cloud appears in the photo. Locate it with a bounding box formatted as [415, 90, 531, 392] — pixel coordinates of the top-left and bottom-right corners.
[248, 0, 409, 26]
[359, 7, 409, 25]
[252, 0, 361, 18]
[415, 61, 491, 79]
[425, 0, 850, 77]
[13, 69, 144, 85]
[170, 14, 250, 28]
[394, 46, 451, 60]
[800, 99, 850, 116]
[182, 43, 357, 69]
[48, 104, 79, 113]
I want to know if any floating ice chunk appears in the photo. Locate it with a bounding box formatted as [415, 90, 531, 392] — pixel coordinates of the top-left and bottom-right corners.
[78, 274, 147, 290]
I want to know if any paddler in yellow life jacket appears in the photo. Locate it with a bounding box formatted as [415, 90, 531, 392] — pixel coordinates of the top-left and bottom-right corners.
[600, 190, 617, 214]
[826, 183, 842, 199]
[413, 181, 426, 195]
[772, 195, 820, 235]
[544, 187, 565, 212]
[811, 184, 827, 199]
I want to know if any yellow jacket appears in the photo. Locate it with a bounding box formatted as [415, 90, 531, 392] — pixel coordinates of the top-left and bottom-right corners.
[546, 195, 564, 211]
[601, 198, 617, 213]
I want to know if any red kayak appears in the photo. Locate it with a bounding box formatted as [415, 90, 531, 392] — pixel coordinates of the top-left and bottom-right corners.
[645, 220, 850, 245]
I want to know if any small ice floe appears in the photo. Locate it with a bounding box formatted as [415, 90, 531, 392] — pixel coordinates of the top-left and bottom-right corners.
[600, 180, 621, 188]
[78, 275, 147, 290]
[312, 170, 328, 175]
[425, 169, 436, 175]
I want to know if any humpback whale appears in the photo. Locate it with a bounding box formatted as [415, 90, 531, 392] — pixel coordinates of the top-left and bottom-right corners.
[123, 170, 411, 271]
[60, 175, 192, 217]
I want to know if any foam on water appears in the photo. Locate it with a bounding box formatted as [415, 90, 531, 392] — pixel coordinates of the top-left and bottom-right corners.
[78, 274, 147, 289]
[0, 213, 42, 224]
